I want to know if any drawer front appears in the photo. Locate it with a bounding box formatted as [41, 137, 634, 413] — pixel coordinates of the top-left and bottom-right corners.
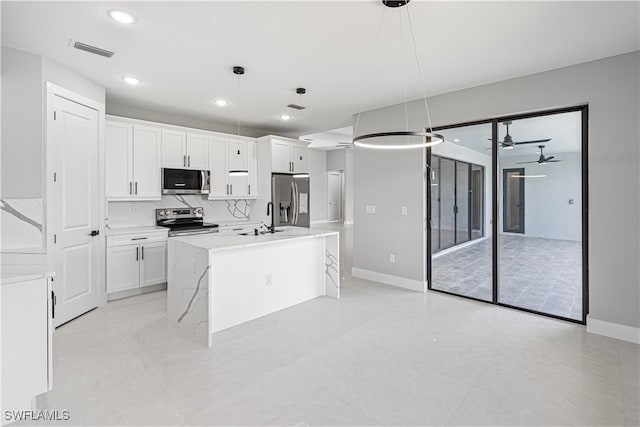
[107, 231, 168, 247]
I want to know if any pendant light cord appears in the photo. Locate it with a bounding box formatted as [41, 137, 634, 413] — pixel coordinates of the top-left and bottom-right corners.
[406, 4, 433, 132]
[236, 74, 241, 142]
[353, 5, 387, 139]
[399, 7, 410, 143]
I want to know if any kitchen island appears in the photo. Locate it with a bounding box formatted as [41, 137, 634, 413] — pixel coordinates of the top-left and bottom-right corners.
[167, 227, 340, 347]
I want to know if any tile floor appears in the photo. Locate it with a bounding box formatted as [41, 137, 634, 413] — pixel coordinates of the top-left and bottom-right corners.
[18, 225, 638, 426]
[432, 234, 583, 320]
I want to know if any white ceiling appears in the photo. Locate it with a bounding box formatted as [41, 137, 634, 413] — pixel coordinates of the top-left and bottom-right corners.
[440, 110, 582, 158]
[2, 1, 638, 136]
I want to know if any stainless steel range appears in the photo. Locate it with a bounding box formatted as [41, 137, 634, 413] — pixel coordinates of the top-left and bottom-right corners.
[155, 207, 219, 237]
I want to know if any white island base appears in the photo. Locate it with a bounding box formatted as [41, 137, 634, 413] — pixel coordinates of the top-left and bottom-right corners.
[167, 228, 340, 347]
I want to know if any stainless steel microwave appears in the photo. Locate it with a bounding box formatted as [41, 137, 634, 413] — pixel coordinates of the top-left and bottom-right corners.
[162, 168, 210, 195]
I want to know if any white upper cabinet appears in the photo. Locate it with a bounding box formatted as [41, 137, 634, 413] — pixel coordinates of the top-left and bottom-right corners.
[291, 144, 308, 174]
[269, 137, 309, 174]
[106, 121, 133, 199]
[106, 120, 161, 201]
[247, 140, 257, 197]
[132, 125, 161, 198]
[161, 129, 187, 168]
[208, 135, 257, 199]
[209, 136, 228, 197]
[186, 132, 209, 169]
[271, 139, 292, 173]
[162, 129, 209, 169]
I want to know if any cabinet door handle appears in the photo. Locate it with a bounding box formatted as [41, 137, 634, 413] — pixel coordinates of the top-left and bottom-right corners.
[188, 155, 191, 167]
[248, 184, 250, 195]
[183, 155, 187, 167]
[136, 247, 139, 261]
[230, 184, 233, 194]
[51, 290, 56, 319]
[141, 246, 144, 260]
[135, 182, 138, 195]
[131, 237, 147, 241]
[129, 182, 133, 195]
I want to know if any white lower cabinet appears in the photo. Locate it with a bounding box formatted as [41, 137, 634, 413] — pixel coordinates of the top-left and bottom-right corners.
[107, 231, 168, 294]
[1, 275, 53, 424]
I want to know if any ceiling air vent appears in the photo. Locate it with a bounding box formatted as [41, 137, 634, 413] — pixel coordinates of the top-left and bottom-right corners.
[72, 41, 114, 58]
[287, 104, 306, 110]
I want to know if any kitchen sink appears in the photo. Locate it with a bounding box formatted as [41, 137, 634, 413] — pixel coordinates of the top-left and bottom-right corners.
[238, 229, 286, 236]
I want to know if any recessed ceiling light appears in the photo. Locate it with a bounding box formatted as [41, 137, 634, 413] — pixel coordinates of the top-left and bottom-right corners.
[453, 139, 460, 142]
[108, 10, 136, 24]
[122, 76, 140, 85]
[280, 114, 291, 121]
[215, 99, 227, 107]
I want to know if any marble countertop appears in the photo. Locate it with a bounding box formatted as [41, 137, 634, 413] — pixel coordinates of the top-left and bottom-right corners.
[106, 226, 169, 236]
[170, 227, 338, 252]
[0, 253, 55, 285]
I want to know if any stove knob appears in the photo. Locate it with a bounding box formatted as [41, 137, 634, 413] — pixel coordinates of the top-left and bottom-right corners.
[195, 208, 203, 215]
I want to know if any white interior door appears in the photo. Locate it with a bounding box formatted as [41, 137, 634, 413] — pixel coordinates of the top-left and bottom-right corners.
[328, 172, 342, 222]
[51, 94, 100, 327]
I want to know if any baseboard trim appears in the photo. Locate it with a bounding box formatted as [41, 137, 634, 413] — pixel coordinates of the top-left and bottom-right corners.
[310, 220, 329, 225]
[352, 267, 425, 292]
[107, 283, 167, 301]
[587, 315, 640, 344]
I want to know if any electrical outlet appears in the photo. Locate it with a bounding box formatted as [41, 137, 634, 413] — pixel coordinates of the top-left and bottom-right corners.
[401, 206, 408, 216]
[389, 254, 395, 264]
[132, 204, 139, 215]
[366, 205, 376, 214]
[265, 273, 272, 286]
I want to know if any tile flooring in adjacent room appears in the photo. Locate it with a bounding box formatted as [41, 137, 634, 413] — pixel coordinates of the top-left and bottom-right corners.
[19, 225, 639, 426]
[432, 234, 583, 320]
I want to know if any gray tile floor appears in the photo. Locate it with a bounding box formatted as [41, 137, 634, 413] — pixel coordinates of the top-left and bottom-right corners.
[15, 223, 637, 426]
[432, 234, 583, 320]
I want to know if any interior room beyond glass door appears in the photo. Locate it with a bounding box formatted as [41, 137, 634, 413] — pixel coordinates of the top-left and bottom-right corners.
[428, 123, 492, 302]
[497, 112, 583, 321]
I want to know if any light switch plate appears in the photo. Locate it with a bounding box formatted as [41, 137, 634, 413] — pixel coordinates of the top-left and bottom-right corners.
[401, 206, 408, 216]
[366, 205, 376, 214]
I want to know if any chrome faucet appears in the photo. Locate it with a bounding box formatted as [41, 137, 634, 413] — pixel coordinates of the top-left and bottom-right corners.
[266, 202, 276, 233]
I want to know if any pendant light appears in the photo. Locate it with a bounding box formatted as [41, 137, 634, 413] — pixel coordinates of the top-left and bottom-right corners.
[352, 0, 445, 150]
[294, 87, 310, 178]
[228, 66, 249, 177]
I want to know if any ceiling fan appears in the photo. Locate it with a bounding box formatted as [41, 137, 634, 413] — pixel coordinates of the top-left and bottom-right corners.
[489, 121, 551, 149]
[517, 145, 561, 164]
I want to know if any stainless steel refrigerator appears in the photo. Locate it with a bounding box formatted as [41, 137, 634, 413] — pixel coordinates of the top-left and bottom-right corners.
[272, 173, 310, 227]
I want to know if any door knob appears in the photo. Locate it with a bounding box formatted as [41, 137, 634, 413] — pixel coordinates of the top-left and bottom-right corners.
[89, 230, 100, 237]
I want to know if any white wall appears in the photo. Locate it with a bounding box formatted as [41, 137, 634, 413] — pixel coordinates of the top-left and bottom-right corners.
[106, 102, 271, 138]
[499, 152, 582, 241]
[353, 51, 639, 330]
[308, 149, 328, 223]
[0, 47, 106, 252]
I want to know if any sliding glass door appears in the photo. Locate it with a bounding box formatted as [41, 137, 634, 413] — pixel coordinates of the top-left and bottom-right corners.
[430, 155, 485, 253]
[427, 107, 588, 324]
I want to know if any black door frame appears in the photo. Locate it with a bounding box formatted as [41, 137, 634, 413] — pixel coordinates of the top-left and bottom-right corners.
[502, 168, 525, 234]
[426, 105, 589, 325]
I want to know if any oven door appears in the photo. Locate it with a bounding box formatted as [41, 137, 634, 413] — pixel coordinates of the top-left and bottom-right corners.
[162, 168, 210, 194]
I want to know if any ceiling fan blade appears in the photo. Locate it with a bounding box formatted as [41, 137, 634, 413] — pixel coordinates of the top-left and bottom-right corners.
[547, 159, 561, 162]
[513, 139, 552, 145]
[545, 156, 555, 161]
[516, 161, 538, 164]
